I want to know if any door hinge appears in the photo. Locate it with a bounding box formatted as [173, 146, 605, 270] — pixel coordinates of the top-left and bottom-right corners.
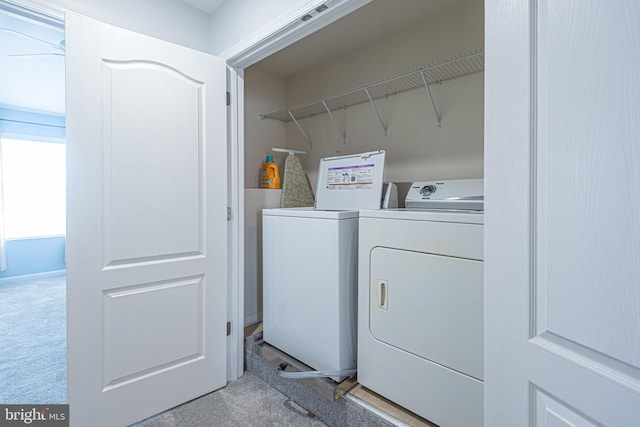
[227, 207, 232, 221]
[226, 91, 231, 106]
[226, 321, 231, 336]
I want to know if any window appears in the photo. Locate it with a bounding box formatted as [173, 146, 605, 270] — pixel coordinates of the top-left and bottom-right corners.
[1, 137, 66, 239]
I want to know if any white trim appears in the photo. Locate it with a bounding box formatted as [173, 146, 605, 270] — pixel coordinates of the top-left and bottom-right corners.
[226, 66, 245, 380]
[221, 0, 372, 69]
[0, 0, 65, 21]
[0, 133, 65, 144]
[234, 68, 246, 379]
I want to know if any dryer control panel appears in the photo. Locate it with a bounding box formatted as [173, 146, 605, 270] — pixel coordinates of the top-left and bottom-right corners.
[405, 178, 484, 210]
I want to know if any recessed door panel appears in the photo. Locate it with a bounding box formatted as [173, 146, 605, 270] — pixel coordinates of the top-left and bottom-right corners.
[369, 247, 483, 380]
[102, 276, 203, 389]
[534, 0, 640, 372]
[103, 61, 203, 266]
[534, 387, 599, 427]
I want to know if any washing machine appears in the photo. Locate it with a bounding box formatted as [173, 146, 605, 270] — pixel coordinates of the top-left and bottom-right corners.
[262, 150, 386, 380]
[357, 179, 484, 427]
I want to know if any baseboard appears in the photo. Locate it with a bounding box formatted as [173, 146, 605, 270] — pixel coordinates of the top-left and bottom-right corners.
[0, 269, 66, 284]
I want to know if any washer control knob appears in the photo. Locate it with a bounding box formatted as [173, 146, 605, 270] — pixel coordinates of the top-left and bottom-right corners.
[420, 185, 437, 197]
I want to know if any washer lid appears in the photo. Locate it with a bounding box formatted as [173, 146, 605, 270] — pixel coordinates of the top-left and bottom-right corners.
[315, 150, 386, 210]
[262, 207, 359, 219]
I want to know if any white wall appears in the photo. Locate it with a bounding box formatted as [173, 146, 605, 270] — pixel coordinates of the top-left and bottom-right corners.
[208, 0, 309, 55]
[281, 0, 484, 188]
[41, 0, 211, 52]
[244, 66, 286, 188]
[243, 189, 281, 326]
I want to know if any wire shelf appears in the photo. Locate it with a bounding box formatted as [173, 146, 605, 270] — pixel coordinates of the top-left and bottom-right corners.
[261, 49, 484, 124]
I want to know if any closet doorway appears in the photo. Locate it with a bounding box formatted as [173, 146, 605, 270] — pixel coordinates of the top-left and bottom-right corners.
[0, 2, 66, 404]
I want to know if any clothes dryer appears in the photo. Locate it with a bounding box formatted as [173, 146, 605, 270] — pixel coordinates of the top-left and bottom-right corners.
[358, 179, 484, 427]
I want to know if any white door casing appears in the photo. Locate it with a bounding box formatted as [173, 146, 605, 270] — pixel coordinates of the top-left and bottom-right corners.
[66, 13, 227, 426]
[485, 1, 640, 426]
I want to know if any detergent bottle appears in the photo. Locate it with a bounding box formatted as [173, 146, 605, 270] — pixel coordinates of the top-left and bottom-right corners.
[260, 155, 281, 189]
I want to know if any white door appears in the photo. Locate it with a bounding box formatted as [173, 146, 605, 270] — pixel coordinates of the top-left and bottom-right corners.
[65, 13, 227, 427]
[485, 1, 640, 426]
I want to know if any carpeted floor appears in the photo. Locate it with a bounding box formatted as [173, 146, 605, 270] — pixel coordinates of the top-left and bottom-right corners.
[0, 272, 66, 404]
[132, 371, 327, 427]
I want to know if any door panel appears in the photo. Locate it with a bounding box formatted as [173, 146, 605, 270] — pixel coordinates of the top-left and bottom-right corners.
[104, 60, 204, 264]
[485, 0, 640, 426]
[535, 0, 640, 369]
[534, 388, 599, 427]
[102, 276, 204, 389]
[66, 13, 227, 427]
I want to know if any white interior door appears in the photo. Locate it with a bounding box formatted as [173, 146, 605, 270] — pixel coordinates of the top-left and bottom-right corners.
[485, 1, 640, 426]
[65, 13, 227, 426]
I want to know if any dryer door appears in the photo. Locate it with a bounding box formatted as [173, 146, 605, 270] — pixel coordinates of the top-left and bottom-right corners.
[369, 247, 483, 380]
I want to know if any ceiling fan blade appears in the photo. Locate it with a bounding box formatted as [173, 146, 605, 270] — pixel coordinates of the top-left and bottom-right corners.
[8, 53, 65, 57]
[0, 27, 65, 51]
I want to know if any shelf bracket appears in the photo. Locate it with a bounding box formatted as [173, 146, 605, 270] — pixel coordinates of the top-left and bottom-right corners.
[288, 110, 312, 148]
[322, 100, 346, 144]
[420, 69, 442, 128]
[364, 87, 388, 137]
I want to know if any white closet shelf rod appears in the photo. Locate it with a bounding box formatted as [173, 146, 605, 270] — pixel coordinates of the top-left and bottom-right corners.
[322, 100, 346, 144]
[420, 69, 441, 128]
[364, 86, 388, 137]
[287, 110, 312, 148]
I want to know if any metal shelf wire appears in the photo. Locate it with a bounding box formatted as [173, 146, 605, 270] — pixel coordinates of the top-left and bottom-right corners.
[260, 49, 484, 139]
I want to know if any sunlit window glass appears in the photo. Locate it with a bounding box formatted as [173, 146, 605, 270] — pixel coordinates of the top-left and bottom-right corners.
[1, 137, 66, 239]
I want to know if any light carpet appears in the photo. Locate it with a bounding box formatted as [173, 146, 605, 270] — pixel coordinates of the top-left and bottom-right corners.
[0, 272, 66, 404]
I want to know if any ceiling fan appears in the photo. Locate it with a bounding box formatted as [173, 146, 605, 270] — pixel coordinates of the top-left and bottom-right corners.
[1, 27, 65, 58]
